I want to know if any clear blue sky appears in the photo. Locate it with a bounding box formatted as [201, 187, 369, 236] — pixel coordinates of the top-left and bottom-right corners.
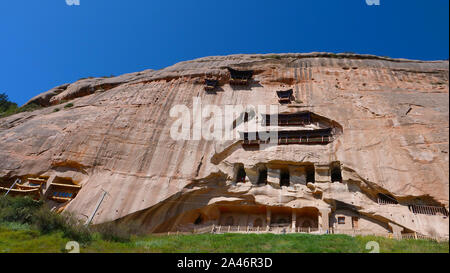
[1, 0, 448, 105]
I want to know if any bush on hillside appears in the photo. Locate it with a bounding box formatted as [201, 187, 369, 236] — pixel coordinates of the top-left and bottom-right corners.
[0, 196, 143, 243]
[91, 221, 143, 242]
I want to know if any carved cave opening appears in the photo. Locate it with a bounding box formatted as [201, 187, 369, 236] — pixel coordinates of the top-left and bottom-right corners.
[330, 162, 342, 183]
[194, 214, 204, 225]
[235, 164, 246, 183]
[305, 165, 315, 184]
[257, 167, 268, 185]
[280, 169, 290, 187]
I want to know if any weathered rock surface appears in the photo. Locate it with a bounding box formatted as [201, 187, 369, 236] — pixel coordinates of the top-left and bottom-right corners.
[0, 53, 448, 237]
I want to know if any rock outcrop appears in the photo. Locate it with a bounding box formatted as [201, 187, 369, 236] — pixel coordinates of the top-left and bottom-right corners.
[0, 53, 448, 237]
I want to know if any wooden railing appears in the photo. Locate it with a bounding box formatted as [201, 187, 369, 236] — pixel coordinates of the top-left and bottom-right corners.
[243, 136, 333, 146]
[408, 204, 449, 217]
[377, 196, 398, 205]
[331, 228, 449, 242]
[157, 224, 449, 242]
[331, 228, 389, 237]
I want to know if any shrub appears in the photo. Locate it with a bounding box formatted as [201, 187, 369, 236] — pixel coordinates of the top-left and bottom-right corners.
[0, 104, 19, 117]
[0, 196, 146, 244]
[92, 221, 143, 242]
[53, 108, 60, 112]
[18, 103, 43, 112]
[0, 103, 43, 119]
[0, 196, 43, 224]
[0, 197, 91, 243]
[33, 208, 91, 243]
[0, 93, 45, 118]
[64, 103, 74, 108]
[0, 93, 18, 113]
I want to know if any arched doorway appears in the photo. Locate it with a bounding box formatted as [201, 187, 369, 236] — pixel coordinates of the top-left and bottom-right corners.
[302, 220, 311, 228]
[295, 207, 320, 229]
[225, 216, 234, 226]
[235, 164, 246, 183]
[253, 218, 263, 227]
[194, 214, 203, 225]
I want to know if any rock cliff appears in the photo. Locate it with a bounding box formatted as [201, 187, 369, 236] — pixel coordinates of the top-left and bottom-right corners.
[0, 53, 448, 237]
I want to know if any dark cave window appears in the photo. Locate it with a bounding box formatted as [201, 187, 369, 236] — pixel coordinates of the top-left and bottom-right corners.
[331, 163, 342, 183]
[236, 165, 246, 183]
[253, 218, 263, 227]
[280, 170, 290, 187]
[306, 165, 315, 184]
[194, 214, 203, 225]
[302, 220, 312, 228]
[257, 168, 268, 185]
[225, 216, 234, 226]
[338, 217, 345, 224]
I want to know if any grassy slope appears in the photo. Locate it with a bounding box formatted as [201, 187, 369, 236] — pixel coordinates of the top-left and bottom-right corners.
[0, 225, 448, 253]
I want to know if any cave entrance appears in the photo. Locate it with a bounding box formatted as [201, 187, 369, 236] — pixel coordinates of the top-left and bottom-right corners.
[306, 165, 315, 184]
[302, 220, 312, 228]
[253, 218, 263, 227]
[204, 78, 218, 92]
[295, 207, 319, 230]
[257, 167, 268, 185]
[235, 164, 246, 183]
[46, 177, 82, 203]
[276, 89, 294, 104]
[194, 214, 203, 225]
[330, 162, 342, 183]
[225, 216, 234, 226]
[228, 68, 253, 85]
[280, 169, 290, 187]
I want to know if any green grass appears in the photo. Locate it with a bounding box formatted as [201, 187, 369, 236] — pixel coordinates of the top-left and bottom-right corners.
[0, 197, 448, 253]
[0, 227, 447, 253]
[0, 225, 68, 253]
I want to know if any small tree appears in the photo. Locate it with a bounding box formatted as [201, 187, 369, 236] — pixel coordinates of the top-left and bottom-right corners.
[0, 93, 18, 114]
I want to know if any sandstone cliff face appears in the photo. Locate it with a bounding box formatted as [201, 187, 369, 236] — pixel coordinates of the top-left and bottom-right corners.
[0, 53, 448, 237]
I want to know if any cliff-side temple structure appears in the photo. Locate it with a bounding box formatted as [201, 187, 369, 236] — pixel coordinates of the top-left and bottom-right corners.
[228, 67, 253, 85]
[0, 53, 448, 239]
[276, 89, 294, 104]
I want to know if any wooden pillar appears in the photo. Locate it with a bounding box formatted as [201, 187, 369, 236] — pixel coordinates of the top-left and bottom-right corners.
[266, 208, 271, 231]
[291, 210, 297, 232]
